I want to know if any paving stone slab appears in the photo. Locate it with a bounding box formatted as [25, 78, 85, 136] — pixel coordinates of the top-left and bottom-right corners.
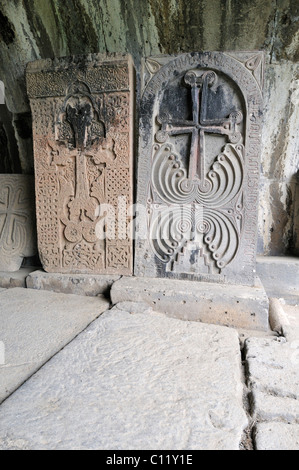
[245, 337, 299, 399]
[0, 175, 37, 272]
[111, 276, 269, 331]
[0, 268, 38, 289]
[135, 52, 264, 287]
[0, 304, 247, 450]
[245, 336, 299, 434]
[254, 422, 299, 450]
[0, 288, 109, 404]
[26, 270, 121, 297]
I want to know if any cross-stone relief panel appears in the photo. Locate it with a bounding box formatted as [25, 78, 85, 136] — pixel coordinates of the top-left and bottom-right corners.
[27, 54, 134, 275]
[0, 175, 36, 271]
[135, 52, 264, 286]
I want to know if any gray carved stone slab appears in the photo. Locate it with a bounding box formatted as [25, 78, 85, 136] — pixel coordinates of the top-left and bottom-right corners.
[0, 175, 36, 272]
[135, 52, 264, 286]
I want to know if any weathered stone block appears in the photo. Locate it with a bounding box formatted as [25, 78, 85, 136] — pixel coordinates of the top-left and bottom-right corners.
[254, 422, 299, 451]
[111, 276, 269, 330]
[135, 52, 264, 286]
[0, 175, 36, 271]
[26, 269, 120, 297]
[26, 53, 134, 275]
[0, 267, 38, 289]
[294, 171, 299, 255]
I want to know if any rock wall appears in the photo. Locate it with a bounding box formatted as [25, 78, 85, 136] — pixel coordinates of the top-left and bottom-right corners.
[0, 0, 298, 255]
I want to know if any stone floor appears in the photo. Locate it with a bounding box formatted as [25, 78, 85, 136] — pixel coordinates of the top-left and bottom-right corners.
[0, 279, 298, 450]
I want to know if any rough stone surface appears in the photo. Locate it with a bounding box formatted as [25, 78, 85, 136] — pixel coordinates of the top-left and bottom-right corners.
[256, 255, 299, 305]
[135, 52, 263, 287]
[26, 53, 134, 275]
[282, 303, 299, 344]
[111, 276, 269, 330]
[254, 422, 299, 451]
[245, 336, 299, 431]
[267, 298, 299, 344]
[294, 172, 299, 255]
[251, 390, 299, 424]
[0, 288, 109, 404]
[0, 267, 38, 289]
[26, 269, 120, 297]
[0, 305, 248, 450]
[0, 175, 36, 272]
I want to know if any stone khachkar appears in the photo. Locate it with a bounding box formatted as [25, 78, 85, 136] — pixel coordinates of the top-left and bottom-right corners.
[0, 175, 36, 271]
[26, 54, 134, 275]
[135, 51, 264, 286]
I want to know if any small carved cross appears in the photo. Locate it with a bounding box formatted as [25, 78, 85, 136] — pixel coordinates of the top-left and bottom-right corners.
[156, 70, 243, 184]
[0, 185, 28, 244]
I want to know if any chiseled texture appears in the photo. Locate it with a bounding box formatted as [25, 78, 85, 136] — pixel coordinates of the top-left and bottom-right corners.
[111, 276, 269, 331]
[254, 422, 299, 451]
[0, 288, 110, 404]
[245, 335, 299, 449]
[0, 305, 247, 450]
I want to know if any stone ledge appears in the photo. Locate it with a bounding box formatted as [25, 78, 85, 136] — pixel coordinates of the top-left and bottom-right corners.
[110, 276, 269, 331]
[0, 268, 38, 289]
[256, 256, 299, 305]
[26, 270, 121, 297]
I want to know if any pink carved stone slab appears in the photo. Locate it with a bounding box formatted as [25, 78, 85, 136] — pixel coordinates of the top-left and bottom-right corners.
[26, 54, 134, 275]
[135, 52, 264, 286]
[0, 175, 36, 272]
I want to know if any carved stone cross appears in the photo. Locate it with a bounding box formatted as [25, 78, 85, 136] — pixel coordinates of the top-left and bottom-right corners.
[156, 70, 243, 186]
[0, 184, 28, 243]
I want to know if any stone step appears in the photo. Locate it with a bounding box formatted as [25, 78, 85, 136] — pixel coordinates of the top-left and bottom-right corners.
[110, 276, 269, 331]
